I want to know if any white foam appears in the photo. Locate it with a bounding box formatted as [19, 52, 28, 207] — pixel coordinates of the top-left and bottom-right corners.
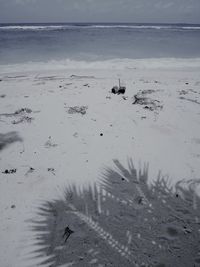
[1, 24, 200, 31]
[1, 57, 200, 74]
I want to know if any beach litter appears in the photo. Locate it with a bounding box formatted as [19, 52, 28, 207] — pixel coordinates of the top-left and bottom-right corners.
[111, 79, 126, 95]
[63, 226, 74, 243]
[0, 108, 34, 124]
[67, 106, 88, 115]
[132, 92, 163, 111]
[2, 169, 17, 174]
[15, 108, 32, 115]
[12, 116, 33, 124]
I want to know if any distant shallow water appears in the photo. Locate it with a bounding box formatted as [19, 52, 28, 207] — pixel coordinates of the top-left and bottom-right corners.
[0, 23, 200, 64]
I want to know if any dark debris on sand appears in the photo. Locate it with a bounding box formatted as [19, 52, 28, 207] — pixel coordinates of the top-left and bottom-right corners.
[133, 91, 163, 111]
[0, 108, 34, 125]
[67, 106, 88, 115]
[2, 168, 17, 174]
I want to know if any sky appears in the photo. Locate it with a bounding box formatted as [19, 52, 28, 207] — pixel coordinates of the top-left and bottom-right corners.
[0, 0, 200, 24]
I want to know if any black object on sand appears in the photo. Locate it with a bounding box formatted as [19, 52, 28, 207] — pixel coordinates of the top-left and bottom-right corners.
[2, 169, 17, 174]
[63, 226, 74, 243]
[111, 79, 126, 95]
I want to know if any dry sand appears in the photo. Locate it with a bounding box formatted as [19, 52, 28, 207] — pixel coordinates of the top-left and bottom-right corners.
[0, 58, 200, 266]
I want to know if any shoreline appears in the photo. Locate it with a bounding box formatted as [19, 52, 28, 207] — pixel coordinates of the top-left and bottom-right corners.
[1, 57, 200, 74]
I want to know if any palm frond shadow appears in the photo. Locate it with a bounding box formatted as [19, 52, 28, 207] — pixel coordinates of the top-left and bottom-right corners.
[30, 159, 200, 267]
[0, 131, 22, 151]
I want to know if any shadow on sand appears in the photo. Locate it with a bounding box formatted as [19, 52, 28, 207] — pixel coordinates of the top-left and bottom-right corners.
[0, 131, 22, 151]
[30, 159, 200, 267]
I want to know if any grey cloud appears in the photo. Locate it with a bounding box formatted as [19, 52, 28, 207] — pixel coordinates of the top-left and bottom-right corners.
[0, 0, 200, 23]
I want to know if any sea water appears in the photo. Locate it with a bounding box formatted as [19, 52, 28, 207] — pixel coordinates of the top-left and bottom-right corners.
[0, 23, 200, 64]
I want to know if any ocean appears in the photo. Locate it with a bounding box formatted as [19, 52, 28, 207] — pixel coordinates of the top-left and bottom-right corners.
[0, 23, 200, 65]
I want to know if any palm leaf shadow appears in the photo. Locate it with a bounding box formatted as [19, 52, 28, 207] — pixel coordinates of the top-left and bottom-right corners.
[0, 131, 22, 151]
[30, 159, 200, 267]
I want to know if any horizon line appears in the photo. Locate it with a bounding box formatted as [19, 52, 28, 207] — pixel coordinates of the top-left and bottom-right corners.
[0, 21, 200, 25]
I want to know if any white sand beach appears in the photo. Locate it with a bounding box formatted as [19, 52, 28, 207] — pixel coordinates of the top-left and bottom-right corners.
[0, 58, 200, 266]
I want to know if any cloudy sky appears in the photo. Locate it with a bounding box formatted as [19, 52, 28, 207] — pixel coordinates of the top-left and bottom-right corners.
[0, 0, 200, 24]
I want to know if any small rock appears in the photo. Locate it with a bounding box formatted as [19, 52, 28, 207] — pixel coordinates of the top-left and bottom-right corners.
[100, 133, 103, 136]
[11, 205, 16, 209]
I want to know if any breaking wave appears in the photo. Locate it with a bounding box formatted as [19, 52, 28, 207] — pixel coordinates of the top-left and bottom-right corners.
[1, 24, 200, 31]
